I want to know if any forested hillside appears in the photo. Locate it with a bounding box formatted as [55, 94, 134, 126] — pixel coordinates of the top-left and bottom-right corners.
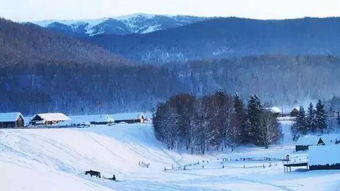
[88, 17, 340, 63]
[0, 18, 124, 66]
[2, 19, 340, 115]
[0, 63, 183, 114]
[0, 18, 183, 114]
[167, 55, 340, 106]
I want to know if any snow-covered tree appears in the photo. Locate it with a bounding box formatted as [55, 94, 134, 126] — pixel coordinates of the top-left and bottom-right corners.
[153, 93, 282, 153]
[315, 100, 327, 132]
[260, 111, 282, 147]
[291, 106, 307, 140]
[247, 95, 263, 145]
[337, 112, 340, 129]
[233, 95, 249, 144]
[306, 103, 316, 132]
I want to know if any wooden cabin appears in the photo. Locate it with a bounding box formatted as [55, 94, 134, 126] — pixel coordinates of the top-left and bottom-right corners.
[88, 115, 114, 125]
[0, 112, 24, 128]
[290, 108, 299, 117]
[112, 112, 146, 124]
[30, 113, 70, 125]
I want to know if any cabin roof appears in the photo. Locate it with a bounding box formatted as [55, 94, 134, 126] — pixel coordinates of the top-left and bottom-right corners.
[0, 112, 23, 122]
[309, 145, 340, 166]
[70, 112, 150, 123]
[32, 113, 70, 121]
[297, 134, 340, 145]
[270, 107, 281, 113]
[111, 112, 145, 121]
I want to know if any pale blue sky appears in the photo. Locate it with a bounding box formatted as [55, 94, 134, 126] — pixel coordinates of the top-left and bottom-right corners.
[1, 0, 340, 22]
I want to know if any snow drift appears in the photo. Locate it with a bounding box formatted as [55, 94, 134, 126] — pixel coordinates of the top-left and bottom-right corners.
[1, 121, 340, 191]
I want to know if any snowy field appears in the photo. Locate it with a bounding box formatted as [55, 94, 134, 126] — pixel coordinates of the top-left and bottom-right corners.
[1, 120, 340, 191]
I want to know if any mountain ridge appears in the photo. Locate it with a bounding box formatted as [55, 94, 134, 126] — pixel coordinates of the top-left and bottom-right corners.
[33, 14, 206, 36]
[0, 18, 129, 67]
[87, 16, 340, 63]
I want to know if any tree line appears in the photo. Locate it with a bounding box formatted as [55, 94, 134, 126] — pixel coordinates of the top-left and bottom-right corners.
[153, 92, 282, 154]
[291, 100, 328, 140]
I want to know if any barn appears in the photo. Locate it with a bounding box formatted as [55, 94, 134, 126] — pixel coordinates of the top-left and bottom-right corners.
[0, 112, 25, 128]
[30, 113, 70, 125]
[309, 145, 340, 170]
[112, 112, 146, 124]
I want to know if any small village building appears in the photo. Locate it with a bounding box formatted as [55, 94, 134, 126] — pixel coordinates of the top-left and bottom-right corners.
[309, 145, 340, 170]
[71, 112, 150, 125]
[30, 113, 70, 125]
[87, 115, 114, 125]
[290, 108, 299, 117]
[296, 134, 340, 151]
[0, 112, 24, 128]
[112, 112, 146, 124]
[265, 106, 282, 117]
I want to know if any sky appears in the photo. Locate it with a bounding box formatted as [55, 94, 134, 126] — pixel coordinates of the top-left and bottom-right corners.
[1, 0, 340, 22]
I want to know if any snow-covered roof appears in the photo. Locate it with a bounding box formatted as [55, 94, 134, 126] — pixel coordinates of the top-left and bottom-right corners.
[112, 112, 145, 121]
[270, 107, 282, 113]
[0, 112, 23, 122]
[309, 145, 340, 166]
[264, 107, 282, 113]
[70, 114, 108, 123]
[293, 106, 300, 111]
[297, 134, 340, 145]
[70, 112, 151, 124]
[32, 113, 70, 121]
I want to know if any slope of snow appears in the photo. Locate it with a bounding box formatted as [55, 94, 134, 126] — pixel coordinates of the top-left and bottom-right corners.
[280, 120, 295, 145]
[115, 13, 156, 20]
[141, 24, 161, 33]
[34, 18, 108, 28]
[1, 120, 340, 191]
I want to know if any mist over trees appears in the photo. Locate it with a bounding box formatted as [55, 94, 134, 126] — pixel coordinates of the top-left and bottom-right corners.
[0, 63, 184, 114]
[2, 55, 340, 115]
[168, 56, 340, 107]
[153, 92, 282, 154]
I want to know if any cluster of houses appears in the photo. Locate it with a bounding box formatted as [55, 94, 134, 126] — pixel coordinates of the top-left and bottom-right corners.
[0, 112, 149, 128]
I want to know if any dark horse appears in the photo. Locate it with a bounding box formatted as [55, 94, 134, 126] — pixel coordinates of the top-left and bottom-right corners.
[85, 170, 101, 178]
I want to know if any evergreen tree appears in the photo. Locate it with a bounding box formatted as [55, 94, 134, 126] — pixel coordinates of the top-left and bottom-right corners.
[291, 106, 307, 140]
[233, 95, 248, 144]
[306, 103, 316, 132]
[315, 100, 327, 132]
[247, 95, 263, 145]
[337, 112, 340, 129]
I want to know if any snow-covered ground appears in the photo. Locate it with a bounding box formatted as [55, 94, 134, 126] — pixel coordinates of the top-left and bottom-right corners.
[1, 120, 340, 191]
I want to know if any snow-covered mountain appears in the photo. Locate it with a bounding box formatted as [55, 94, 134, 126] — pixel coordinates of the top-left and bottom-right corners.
[34, 13, 206, 36]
